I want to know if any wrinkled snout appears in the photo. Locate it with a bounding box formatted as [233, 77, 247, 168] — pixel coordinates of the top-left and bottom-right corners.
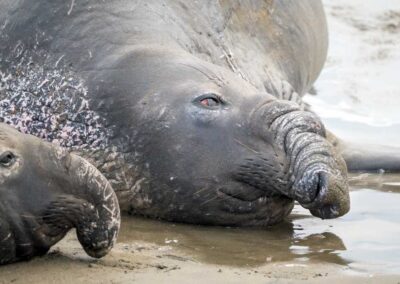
[66, 153, 121, 258]
[252, 100, 350, 219]
[41, 144, 121, 258]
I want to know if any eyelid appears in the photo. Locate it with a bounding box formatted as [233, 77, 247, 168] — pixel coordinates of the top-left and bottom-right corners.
[0, 151, 14, 159]
[193, 93, 226, 108]
[209, 93, 223, 101]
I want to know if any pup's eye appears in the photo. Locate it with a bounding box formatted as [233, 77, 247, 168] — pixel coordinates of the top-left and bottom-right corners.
[195, 94, 223, 109]
[0, 151, 16, 168]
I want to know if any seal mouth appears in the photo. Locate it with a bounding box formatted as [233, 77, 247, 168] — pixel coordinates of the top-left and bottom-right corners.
[218, 188, 270, 214]
[218, 182, 266, 202]
[216, 185, 294, 226]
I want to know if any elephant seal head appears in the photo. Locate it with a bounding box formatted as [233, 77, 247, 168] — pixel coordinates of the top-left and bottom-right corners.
[98, 47, 349, 226]
[0, 123, 120, 264]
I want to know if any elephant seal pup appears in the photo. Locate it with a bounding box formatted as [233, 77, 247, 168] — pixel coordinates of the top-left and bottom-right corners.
[0, 1, 349, 226]
[0, 123, 120, 265]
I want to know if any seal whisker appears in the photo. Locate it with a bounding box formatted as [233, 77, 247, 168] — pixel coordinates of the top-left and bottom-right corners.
[234, 139, 259, 154]
[193, 187, 209, 195]
[199, 196, 219, 206]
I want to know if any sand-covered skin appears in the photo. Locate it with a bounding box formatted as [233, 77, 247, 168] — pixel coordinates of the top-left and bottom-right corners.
[1, 0, 400, 283]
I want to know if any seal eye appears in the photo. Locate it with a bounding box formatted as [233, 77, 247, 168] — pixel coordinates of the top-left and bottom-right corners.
[0, 151, 16, 168]
[195, 94, 223, 109]
[200, 97, 219, 107]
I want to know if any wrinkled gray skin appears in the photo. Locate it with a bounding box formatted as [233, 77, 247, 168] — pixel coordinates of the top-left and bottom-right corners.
[0, 123, 120, 265]
[0, 0, 350, 226]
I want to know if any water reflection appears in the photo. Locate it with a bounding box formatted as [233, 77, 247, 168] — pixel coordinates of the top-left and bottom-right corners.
[349, 172, 400, 192]
[118, 216, 347, 267]
[293, 187, 400, 273]
[118, 173, 400, 273]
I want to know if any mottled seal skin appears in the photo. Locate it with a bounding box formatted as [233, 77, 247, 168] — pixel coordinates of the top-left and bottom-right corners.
[0, 0, 349, 226]
[0, 123, 120, 265]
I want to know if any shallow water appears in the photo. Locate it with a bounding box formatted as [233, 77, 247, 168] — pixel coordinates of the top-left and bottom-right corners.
[117, 173, 400, 274]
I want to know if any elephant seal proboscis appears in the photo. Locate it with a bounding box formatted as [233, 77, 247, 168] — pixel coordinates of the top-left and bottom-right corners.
[0, 123, 120, 265]
[0, 0, 353, 226]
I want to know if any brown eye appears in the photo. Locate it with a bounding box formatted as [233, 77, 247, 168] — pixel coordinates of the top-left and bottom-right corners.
[195, 93, 223, 109]
[0, 151, 16, 168]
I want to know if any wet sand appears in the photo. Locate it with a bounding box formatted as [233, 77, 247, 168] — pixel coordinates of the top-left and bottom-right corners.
[1, 0, 400, 283]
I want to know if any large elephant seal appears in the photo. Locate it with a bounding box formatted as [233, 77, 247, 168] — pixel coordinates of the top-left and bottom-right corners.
[0, 0, 350, 226]
[0, 123, 120, 265]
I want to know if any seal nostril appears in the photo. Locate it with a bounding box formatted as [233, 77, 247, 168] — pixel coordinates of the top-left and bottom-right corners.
[84, 238, 112, 258]
[310, 204, 340, 220]
[296, 170, 328, 207]
[316, 171, 329, 201]
[306, 171, 348, 219]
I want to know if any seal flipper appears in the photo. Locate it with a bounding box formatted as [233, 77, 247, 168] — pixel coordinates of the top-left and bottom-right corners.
[327, 131, 400, 173]
[341, 143, 400, 172]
